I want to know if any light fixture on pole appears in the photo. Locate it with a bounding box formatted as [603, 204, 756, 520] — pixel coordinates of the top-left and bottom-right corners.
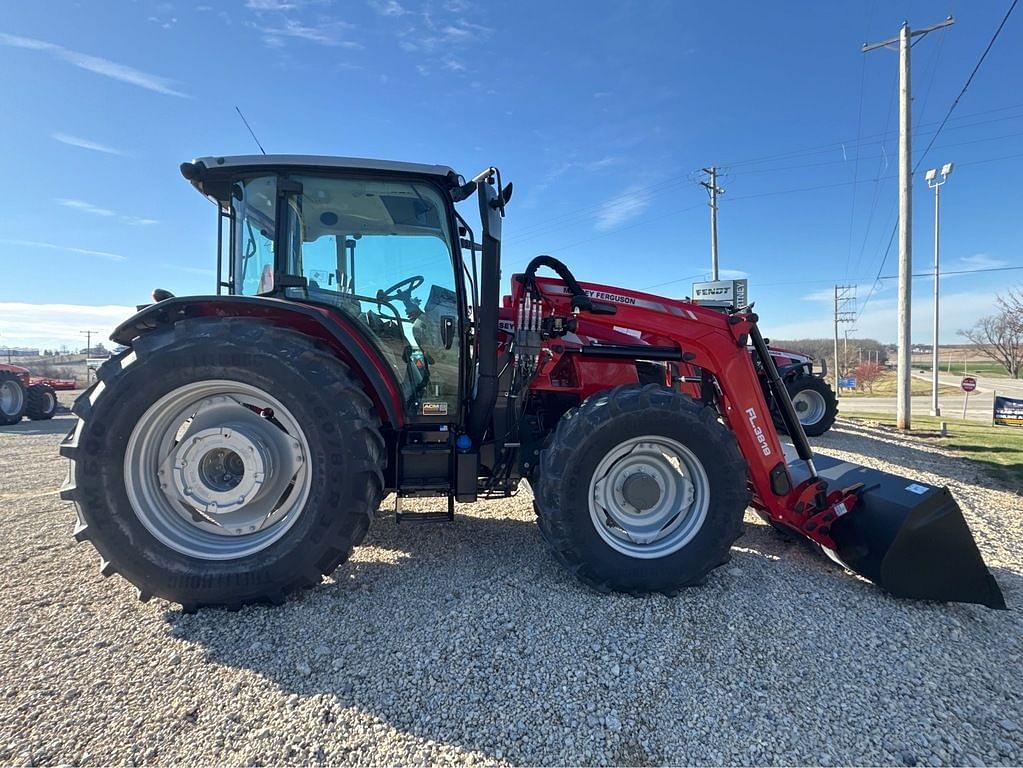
[924, 161, 953, 416]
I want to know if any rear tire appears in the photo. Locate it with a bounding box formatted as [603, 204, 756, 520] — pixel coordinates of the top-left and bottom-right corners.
[0, 371, 26, 426]
[26, 384, 57, 420]
[534, 384, 749, 594]
[784, 375, 837, 437]
[61, 318, 385, 609]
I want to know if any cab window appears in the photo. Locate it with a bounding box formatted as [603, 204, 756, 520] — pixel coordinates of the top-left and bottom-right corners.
[230, 176, 277, 295]
[285, 175, 461, 419]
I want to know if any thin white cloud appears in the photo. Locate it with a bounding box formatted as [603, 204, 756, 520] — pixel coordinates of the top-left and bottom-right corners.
[55, 198, 115, 217]
[718, 269, 750, 280]
[56, 198, 159, 226]
[51, 132, 126, 156]
[259, 19, 360, 48]
[167, 265, 216, 276]
[2, 239, 126, 263]
[582, 156, 621, 172]
[0, 302, 135, 350]
[0, 32, 189, 97]
[246, 0, 299, 8]
[763, 289, 1004, 345]
[596, 187, 650, 231]
[954, 253, 1008, 271]
[370, 0, 407, 16]
[386, 13, 493, 72]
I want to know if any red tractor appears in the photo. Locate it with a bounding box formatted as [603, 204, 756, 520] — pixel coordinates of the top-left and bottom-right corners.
[0, 363, 58, 426]
[60, 155, 1003, 611]
[761, 347, 838, 436]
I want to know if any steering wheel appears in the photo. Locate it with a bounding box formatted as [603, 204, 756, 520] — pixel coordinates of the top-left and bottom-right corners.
[379, 275, 424, 301]
[377, 275, 425, 318]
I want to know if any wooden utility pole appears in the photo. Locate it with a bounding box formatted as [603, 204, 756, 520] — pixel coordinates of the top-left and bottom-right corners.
[863, 16, 954, 430]
[80, 330, 97, 385]
[701, 168, 724, 280]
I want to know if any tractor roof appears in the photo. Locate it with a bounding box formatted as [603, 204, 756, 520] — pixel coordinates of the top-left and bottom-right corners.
[182, 154, 460, 203]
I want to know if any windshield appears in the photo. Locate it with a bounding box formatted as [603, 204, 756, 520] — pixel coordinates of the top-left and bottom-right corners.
[290, 175, 460, 416]
[228, 173, 462, 418]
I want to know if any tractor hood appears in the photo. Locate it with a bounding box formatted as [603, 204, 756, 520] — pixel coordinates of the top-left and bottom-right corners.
[181, 154, 461, 205]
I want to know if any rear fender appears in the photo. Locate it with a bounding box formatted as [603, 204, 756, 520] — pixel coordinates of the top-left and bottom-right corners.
[110, 295, 405, 428]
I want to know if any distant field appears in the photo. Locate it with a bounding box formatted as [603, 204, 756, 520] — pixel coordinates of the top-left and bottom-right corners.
[841, 371, 958, 397]
[841, 411, 1023, 486]
[914, 360, 1012, 377]
[910, 348, 1011, 377]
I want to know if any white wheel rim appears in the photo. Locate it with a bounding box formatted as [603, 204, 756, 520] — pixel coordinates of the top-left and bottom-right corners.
[587, 435, 710, 559]
[791, 389, 827, 426]
[0, 381, 23, 416]
[124, 380, 311, 560]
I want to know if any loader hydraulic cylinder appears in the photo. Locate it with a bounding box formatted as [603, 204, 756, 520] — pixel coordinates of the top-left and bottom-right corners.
[749, 321, 815, 469]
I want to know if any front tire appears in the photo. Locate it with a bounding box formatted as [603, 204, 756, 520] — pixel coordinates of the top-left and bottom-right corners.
[60, 318, 385, 609]
[26, 384, 57, 420]
[534, 385, 749, 594]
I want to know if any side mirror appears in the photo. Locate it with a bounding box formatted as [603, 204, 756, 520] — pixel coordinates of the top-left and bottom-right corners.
[441, 316, 456, 350]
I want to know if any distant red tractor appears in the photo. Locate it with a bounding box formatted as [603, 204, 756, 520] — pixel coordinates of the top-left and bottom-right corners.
[0, 363, 59, 426]
[760, 347, 838, 437]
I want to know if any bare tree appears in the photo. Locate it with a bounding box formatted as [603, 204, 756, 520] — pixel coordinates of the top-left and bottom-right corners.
[960, 288, 1023, 378]
[853, 361, 886, 393]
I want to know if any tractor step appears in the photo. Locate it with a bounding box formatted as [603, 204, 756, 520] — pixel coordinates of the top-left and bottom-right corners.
[394, 495, 455, 524]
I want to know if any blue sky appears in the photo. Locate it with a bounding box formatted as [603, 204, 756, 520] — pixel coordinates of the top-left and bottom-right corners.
[1, 0, 1020, 350]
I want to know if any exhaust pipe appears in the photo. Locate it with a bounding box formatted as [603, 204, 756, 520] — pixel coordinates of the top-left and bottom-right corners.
[466, 172, 503, 446]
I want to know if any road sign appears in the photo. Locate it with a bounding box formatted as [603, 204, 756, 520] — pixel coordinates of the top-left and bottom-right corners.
[692, 279, 748, 308]
[993, 394, 1023, 428]
[961, 376, 977, 392]
[839, 377, 857, 389]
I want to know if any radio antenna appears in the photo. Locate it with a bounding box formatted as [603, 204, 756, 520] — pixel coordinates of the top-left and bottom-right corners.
[234, 106, 267, 155]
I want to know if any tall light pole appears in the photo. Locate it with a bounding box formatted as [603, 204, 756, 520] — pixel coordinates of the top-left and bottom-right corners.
[925, 162, 954, 416]
[864, 16, 954, 430]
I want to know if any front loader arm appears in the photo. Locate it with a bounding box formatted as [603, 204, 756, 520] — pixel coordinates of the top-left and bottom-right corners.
[524, 277, 802, 514]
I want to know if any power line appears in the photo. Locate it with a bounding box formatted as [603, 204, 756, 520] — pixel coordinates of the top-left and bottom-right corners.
[845, 0, 876, 280]
[915, 0, 1019, 173]
[715, 102, 1023, 170]
[524, 150, 1023, 263]
[506, 102, 1023, 246]
[858, 1, 1018, 319]
[724, 125, 1023, 177]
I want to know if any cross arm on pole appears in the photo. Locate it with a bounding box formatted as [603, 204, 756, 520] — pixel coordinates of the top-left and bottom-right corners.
[862, 16, 954, 52]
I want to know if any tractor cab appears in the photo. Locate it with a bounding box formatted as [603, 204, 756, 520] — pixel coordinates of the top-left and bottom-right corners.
[181, 155, 488, 424]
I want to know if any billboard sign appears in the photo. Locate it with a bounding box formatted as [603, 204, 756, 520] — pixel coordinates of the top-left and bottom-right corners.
[692, 279, 749, 308]
[993, 394, 1023, 428]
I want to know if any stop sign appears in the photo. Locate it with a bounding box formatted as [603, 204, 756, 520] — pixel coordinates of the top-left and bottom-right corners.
[961, 376, 978, 392]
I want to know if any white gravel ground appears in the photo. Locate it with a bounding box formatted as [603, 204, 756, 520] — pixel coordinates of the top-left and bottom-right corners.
[0, 393, 1020, 766]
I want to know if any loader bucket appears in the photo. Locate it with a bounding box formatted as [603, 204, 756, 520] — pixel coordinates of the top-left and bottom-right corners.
[805, 454, 1006, 609]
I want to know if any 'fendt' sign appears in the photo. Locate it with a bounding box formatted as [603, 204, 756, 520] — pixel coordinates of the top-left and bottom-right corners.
[692, 279, 749, 308]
